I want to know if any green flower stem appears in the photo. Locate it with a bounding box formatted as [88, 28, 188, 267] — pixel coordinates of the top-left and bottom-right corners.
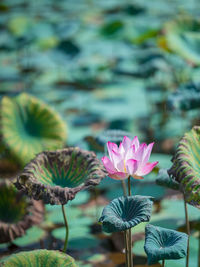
[198, 230, 200, 267]
[124, 230, 129, 267]
[183, 194, 190, 267]
[61, 205, 69, 253]
[122, 180, 128, 266]
[128, 176, 133, 267]
[162, 259, 165, 267]
[121, 180, 127, 196]
[128, 176, 132, 196]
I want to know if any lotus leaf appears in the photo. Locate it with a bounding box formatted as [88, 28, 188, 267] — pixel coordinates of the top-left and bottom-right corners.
[99, 195, 153, 233]
[0, 249, 77, 267]
[165, 17, 200, 65]
[168, 126, 200, 208]
[0, 93, 67, 166]
[144, 224, 188, 265]
[15, 147, 106, 205]
[0, 180, 44, 243]
[156, 169, 179, 190]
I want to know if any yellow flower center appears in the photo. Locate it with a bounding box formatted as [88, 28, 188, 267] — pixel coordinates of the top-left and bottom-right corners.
[124, 160, 127, 172]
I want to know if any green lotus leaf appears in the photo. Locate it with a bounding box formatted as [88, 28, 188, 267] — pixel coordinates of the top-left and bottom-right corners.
[15, 147, 107, 205]
[168, 126, 200, 208]
[165, 17, 200, 65]
[99, 195, 153, 233]
[0, 249, 77, 267]
[0, 93, 67, 166]
[0, 180, 44, 243]
[144, 224, 188, 265]
[156, 169, 180, 190]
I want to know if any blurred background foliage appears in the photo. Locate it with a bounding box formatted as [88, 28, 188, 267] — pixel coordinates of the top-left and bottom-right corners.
[1, 0, 200, 266]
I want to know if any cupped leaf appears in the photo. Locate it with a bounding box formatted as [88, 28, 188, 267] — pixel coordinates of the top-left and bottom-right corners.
[156, 169, 180, 190]
[165, 16, 200, 65]
[0, 180, 44, 243]
[168, 126, 200, 208]
[144, 224, 188, 265]
[15, 147, 106, 205]
[0, 249, 77, 267]
[0, 93, 67, 166]
[99, 195, 153, 233]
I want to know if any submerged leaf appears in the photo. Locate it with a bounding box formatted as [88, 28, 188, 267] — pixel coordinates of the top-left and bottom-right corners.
[99, 195, 153, 233]
[144, 224, 188, 265]
[0, 93, 67, 166]
[15, 147, 106, 205]
[0, 249, 77, 266]
[168, 126, 200, 208]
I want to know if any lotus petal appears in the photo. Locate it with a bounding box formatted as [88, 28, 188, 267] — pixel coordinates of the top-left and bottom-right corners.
[0, 93, 67, 166]
[0, 180, 44, 243]
[15, 147, 107, 205]
[99, 195, 153, 233]
[165, 17, 200, 65]
[156, 169, 180, 190]
[168, 126, 200, 208]
[0, 249, 77, 267]
[144, 224, 188, 265]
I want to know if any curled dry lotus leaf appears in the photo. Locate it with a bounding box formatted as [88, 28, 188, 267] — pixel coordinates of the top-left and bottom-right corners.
[0, 93, 67, 166]
[156, 169, 180, 190]
[144, 224, 188, 265]
[165, 16, 200, 65]
[0, 180, 44, 243]
[168, 126, 200, 208]
[99, 195, 153, 233]
[0, 249, 77, 267]
[15, 147, 107, 205]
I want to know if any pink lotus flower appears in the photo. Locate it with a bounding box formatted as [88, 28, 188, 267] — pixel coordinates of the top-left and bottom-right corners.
[101, 136, 158, 180]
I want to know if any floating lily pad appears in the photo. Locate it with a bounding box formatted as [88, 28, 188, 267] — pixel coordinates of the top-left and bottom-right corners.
[14, 226, 45, 246]
[70, 191, 90, 206]
[0, 249, 77, 266]
[106, 182, 166, 201]
[46, 206, 83, 224]
[0, 180, 44, 244]
[96, 129, 133, 147]
[168, 126, 200, 208]
[15, 147, 106, 205]
[144, 224, 188, 265]
[156, 169, 180, 190]
[99, 195, 153, 233]
[52, 226, 89, 241]
[0, 93, 67, 166]
[68, 236, 100, 250]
